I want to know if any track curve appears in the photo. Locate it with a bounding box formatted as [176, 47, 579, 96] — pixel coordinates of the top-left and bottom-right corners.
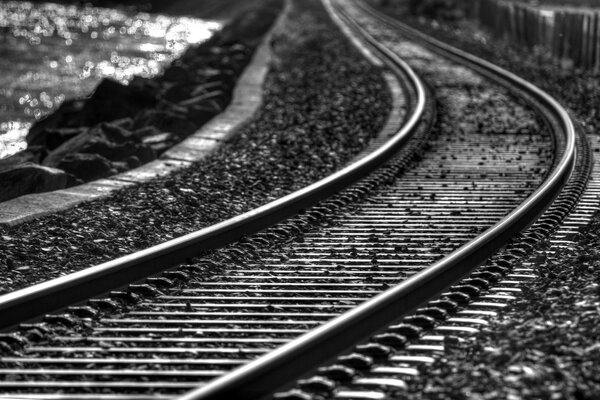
[0, 0, 585, 399]
[182, 0, 579, 398]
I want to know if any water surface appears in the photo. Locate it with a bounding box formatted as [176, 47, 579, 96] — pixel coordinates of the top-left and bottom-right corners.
[0, 1, 221, 159]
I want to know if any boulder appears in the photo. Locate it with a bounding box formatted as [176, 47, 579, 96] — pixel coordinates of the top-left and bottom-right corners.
[56, 153, 114, 182]
[0, 162, 76, 202]
[157, 94, 221, 128]
[45, 127, 86, 150]
[192, 81, 225, 95]
[125, 155, 141, 169]
[26, 99, 85, 146]
[99, 122, 138, 144]
[133, 109, 197, 138]
[77, 139, 140, 161]
[185, 104, 218, 127]
[43, 123, 149, 168]
[79, 77, 157, 126]
[32, 121, 135, 153]
[107, 117, 134, 130]
[42, 126, 98, 168]
[129, 76, 161, 94]
[141, 131, 180, 154]
[160, 82, 223, 104]
[195, 68, 235, 87]
[162, 64, 192, 83]
[201, 50, 246, 74]
[218, 54, 247, 74]
[0, 146, 46, 170]
[178, 90, 226, 108]
[131, 145, 155, 164]
[161, 83, 196, 103]
[131, 126, 162, 140]
[227, 43, 251, 56]
[156, 100, 190, 117]
[111, 161, 130, 173]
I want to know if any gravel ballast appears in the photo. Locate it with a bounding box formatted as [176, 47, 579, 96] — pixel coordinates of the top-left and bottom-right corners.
[0, 0, 391, 295]
[410, 231, 600, 399]
[370, 3, 600, 398]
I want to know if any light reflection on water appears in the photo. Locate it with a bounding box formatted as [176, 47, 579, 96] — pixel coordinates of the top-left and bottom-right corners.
[0, 1, 221, 159]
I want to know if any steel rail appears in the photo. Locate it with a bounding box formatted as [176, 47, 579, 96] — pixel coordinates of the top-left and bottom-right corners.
[0, 2, 426, 331]
[179, 0, 577, 399]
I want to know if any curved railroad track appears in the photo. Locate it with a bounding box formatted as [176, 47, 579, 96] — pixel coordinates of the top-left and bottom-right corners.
[0, 0, 589, 399]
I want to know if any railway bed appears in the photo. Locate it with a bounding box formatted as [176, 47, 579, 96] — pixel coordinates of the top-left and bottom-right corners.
[0, 0, 589, 399]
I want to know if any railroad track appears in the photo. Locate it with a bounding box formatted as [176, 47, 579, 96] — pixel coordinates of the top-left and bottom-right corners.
[0, 0, 588, 399]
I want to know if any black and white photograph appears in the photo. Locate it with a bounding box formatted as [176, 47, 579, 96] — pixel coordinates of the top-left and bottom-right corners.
[0, 0, 598, 398]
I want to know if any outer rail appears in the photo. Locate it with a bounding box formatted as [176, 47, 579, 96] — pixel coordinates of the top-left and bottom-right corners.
[0, 3, 426, 330]
[179, 1, 576, 399]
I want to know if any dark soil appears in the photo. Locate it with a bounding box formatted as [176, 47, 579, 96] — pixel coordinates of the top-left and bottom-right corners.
[372, 3, 600, 399]
[0, 0, 391, 295]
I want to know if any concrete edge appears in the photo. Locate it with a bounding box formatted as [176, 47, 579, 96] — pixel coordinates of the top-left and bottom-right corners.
[0, 1, 292, 227]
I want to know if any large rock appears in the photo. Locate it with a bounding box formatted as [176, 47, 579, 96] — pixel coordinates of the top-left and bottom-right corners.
[0, 146, 46, 170]
[132, 126, 181, 155]
[178, 89, 226, 108]
[185, 104, 219, 127]
[43, 123, 155, 168]
[156, 100, 190, 117]
[56, 153, 114, 182]
[132, 109, 197, 138]
[79, 77, 158, 126]
[154, 99, 217, 128]
[200, 46, 248, 74]
[26, 99, 85, 146]
[131, 126, 163, 140]
[141, 131, 180, 155]
[77, 140, 155, 163]
[109, 117, 134, 130]
[161, 83, 196, 103]
[160, 82, 223, 104]
[45, 127, 86, 150]
[196, 67, 235, 87]
[162, 64, 192, 83]
[99, 122, 138, 144]
[0, 162, 76, 202]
